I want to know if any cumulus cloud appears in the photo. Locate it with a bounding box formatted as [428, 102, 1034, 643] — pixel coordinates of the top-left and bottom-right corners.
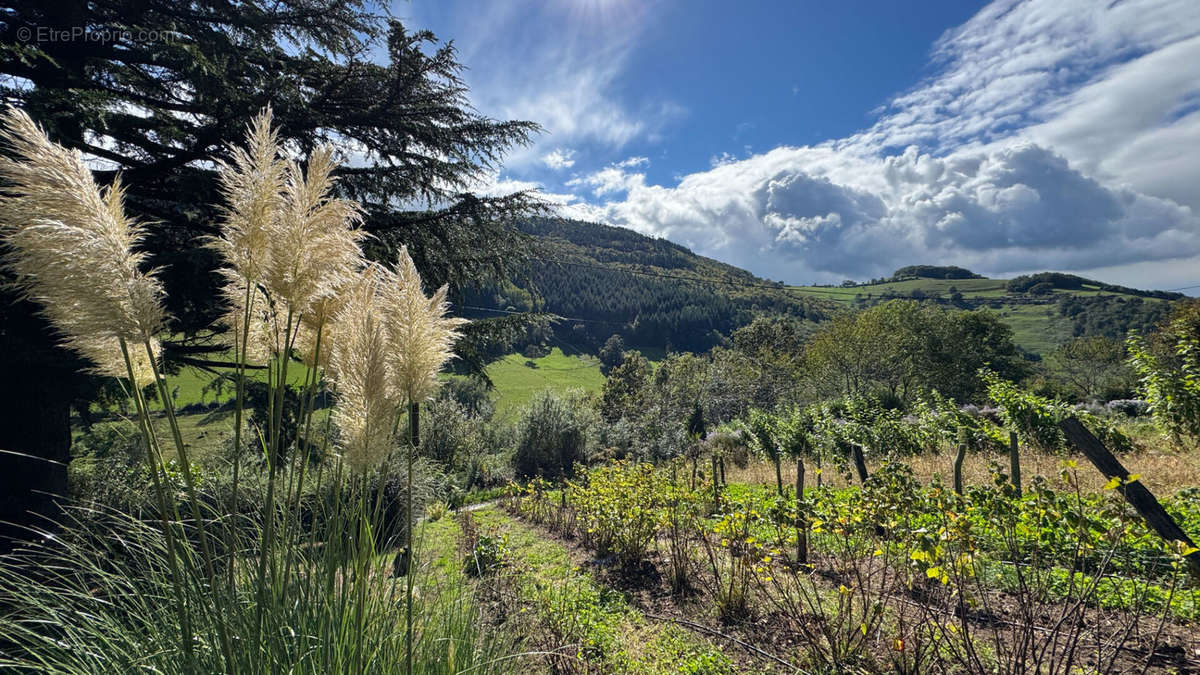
[542, 148, 576, 170]
[571, 141, 1200, 284]
[552, 0, 1200, 287]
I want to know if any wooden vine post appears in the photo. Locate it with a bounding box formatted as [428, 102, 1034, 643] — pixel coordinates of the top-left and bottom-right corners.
[1008, 430, 1022, 496]
[795, 454, 808, 565]
[953, 427, 967, 496]
[705, 449, 715, 506]
[1059, 417, 1200, 580]
[850, 444, 869, 484]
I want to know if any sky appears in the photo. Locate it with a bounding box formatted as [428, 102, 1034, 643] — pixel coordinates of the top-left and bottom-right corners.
[396, 0, 1200, 291]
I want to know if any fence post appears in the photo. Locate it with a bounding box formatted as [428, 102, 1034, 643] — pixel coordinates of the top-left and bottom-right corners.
[1059, 417, 1200, 580]
[850, 444, 869, 484]
[795, 457, 807, 565]
[1008, 431, 1022, 496]
[953, 427, 967, 496]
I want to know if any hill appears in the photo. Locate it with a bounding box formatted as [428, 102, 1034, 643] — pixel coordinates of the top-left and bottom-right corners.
[463, 219, 1184, 357]
[789, 268, 1180, 355]
[462, 218, 833, 354]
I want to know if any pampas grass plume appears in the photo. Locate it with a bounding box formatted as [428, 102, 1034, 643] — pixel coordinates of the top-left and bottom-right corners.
[329, 264, 396, 470]
[383, 246, 467, 404]
[0, 107, 165, 384]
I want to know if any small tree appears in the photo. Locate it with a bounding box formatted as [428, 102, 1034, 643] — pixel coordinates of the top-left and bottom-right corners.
[747, 408, 785, 496]
[513, 390, 593, 478]
[1128, 302, 1200, 446]
[598, 334, 626, 374]
[1047, 336, 1132, 401]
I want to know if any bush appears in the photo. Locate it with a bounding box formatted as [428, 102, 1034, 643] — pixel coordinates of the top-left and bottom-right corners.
[463, 533, 507, 576]
[420, 398, 484, 468]
[71, 420, 143, 459]
[513, 390, 594, 478]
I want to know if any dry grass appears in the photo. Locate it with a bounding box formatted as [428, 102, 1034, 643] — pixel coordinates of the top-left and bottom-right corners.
[727, 442, 1200, 498]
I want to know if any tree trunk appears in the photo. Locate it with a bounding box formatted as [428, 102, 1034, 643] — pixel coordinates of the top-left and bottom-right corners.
[1059, 417, 1200, 580]
[0, 298, 76, 553]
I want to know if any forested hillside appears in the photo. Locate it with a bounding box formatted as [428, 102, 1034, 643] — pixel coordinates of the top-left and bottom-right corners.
[462, 218, 832, 352]
[464, 218, 1184, 357]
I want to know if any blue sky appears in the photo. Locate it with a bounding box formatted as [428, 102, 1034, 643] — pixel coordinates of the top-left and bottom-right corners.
[397, 0, 1200, 290]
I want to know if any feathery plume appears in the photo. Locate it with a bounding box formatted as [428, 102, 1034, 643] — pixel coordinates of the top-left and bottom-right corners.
[267, 144, 364, 317]
[210, 109, 288, 360]
[212, 111, 365, 362]
[211, 109, 286, 285]
[382, 246, 468, 404]
[0, 107, 165, 384]
[328, 264, 396, 470]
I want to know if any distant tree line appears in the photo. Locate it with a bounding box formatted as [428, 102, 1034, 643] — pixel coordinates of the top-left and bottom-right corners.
[1008, 273, 1184, 300]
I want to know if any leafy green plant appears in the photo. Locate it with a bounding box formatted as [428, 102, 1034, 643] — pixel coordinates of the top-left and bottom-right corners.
[571, 460, 667, 566]
[464, 533, 508, 577]
[1128, 304, 1200, 446]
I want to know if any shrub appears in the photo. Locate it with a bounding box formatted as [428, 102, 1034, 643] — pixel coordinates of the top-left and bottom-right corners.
[513, 390, 594, 478]
[463, 533, 507, 577]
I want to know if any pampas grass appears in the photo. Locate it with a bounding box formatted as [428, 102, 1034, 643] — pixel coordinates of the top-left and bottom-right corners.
[0, 107, 164, 384]
[330, 263, 398, 470]
[385, 246, 468, 404]
[0, 105, 498, 674]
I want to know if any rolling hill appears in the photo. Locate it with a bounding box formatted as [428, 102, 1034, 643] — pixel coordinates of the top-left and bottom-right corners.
[472, 220, 1183, 357]
[787, 267, 1181, 355]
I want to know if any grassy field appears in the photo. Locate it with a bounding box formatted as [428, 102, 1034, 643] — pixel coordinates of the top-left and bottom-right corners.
[474, 347, 606, 421]
[92, 346, 608, 462]
[167, 360, 315, 407]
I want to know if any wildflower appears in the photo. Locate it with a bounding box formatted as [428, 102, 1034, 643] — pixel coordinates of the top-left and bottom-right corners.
[0, 107, 165, 384]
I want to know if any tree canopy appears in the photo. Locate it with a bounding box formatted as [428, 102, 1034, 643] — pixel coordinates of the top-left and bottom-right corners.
[804, 300, 1030, 403]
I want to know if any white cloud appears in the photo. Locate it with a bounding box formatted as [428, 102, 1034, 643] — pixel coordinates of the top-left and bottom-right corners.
[615, 156, 649, 168]
[551, 0, 1200, 288]
[542, 148, 576, 170]
[405, 1, 681, 171]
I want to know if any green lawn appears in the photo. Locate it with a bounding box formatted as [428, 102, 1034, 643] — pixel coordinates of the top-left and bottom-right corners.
[476, 347, 606, 421]
[167, 360, 315, 407]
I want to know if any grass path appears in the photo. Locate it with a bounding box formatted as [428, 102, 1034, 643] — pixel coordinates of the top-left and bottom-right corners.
[462, 506, 737, 674]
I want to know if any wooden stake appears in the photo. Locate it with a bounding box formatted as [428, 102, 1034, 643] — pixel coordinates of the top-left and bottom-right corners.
[1008, 430, 1022, 496]
[1059, 417, 1200, 580]
[795, 457, 807, 565]
[953, 428, 967, 496]
[851, 444, 869, 484]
